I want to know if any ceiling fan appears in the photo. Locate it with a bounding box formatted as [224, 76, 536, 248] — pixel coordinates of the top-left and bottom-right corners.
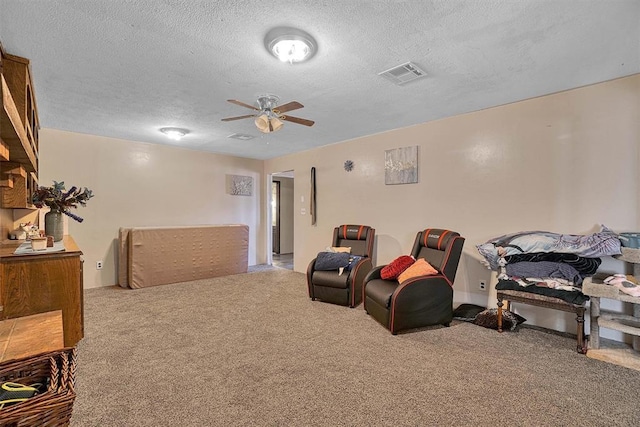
[221, 95, 314, 133]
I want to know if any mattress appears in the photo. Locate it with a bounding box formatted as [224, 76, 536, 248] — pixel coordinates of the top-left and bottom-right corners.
[118, 225, 249, 289]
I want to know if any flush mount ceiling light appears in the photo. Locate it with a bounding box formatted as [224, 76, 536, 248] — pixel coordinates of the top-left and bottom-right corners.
[160, 127, 189, 140]
[265, 27, 317, 64]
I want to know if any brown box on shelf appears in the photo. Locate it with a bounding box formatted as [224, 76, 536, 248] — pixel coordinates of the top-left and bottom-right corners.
[0, 162, 33, 208]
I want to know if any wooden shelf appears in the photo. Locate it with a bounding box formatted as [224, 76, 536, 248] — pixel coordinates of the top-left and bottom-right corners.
[0, 43, 40, 211]
[0, 75, 37, 172]
[3, 53, 39, 168]
[584, 278, 640, 351]
[599, 314, 640, 336]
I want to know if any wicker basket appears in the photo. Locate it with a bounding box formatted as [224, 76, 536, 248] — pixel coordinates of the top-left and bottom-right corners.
[0, 347, 77, 427]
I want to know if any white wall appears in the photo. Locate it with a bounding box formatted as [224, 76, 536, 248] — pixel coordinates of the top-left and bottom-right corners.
[265, 74, 640, 336]
[39, 129, 264, 289]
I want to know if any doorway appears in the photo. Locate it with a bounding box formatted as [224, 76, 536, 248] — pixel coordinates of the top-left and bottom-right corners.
[270, 171, 294, 270]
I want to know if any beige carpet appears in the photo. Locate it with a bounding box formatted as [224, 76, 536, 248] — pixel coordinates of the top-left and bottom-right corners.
[71, 268, 640, 426]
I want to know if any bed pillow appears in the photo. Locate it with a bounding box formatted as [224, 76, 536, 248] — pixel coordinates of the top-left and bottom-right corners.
[397, 258, 438, 283]
[315, 251, 351, 271]
[380, 255, 415, 280]
[473, 308, 526, 331]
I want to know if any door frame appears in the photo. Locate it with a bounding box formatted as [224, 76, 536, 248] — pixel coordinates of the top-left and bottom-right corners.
[266, 174, 274, 266]
[266, 170, 294, 268]
[272, 180, 281, 254]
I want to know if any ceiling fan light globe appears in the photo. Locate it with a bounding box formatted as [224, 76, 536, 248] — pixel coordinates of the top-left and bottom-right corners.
[270, 117, 284, 132]
[255, 114, 271, 133]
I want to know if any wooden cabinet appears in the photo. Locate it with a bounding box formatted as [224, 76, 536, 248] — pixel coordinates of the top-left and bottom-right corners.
[0, 236, 83, 347]
[0, 43, 39, 209]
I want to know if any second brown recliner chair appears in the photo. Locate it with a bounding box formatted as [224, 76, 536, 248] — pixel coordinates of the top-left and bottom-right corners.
[363, 228, 465, 334]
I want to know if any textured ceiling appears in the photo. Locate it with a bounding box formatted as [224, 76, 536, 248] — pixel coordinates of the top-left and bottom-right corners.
[1, 0, 639, 160]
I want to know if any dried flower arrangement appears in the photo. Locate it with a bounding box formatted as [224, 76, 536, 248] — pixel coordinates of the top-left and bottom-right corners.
[31, 181, 94, 222]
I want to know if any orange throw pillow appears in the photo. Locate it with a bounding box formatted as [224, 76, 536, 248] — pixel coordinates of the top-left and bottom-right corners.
[380, 255, 415, 280]
[397, 258, 438, 283]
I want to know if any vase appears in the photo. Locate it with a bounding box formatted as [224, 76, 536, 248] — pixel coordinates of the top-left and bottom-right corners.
[45, 209, 64, 242]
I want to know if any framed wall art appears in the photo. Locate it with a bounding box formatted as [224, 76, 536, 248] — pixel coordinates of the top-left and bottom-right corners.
[385, 146, 418, 185]
[226, 174, 253, 196]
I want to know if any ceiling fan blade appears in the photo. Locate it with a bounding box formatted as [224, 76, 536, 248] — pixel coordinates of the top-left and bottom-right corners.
[280, 115, 315, 127]
[227, 99, 259, 110]
[221, 114, 256, 121]
[275, 101, 304, 114]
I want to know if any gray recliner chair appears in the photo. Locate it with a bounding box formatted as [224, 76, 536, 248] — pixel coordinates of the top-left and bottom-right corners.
[363, 228, 465, 334]
[306, 225, 375, 307]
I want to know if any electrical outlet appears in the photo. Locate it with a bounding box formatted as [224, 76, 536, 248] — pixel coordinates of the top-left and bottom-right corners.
[479, 280, 486, 290]
[96, 261, 103, 270]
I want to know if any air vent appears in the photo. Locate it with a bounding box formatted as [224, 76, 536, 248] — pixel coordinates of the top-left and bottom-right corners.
[228, 133, 255, 141]
[378, 62, 427, 85]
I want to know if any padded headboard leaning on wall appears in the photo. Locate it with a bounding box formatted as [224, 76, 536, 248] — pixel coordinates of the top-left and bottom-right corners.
[118, 225, 249, 289]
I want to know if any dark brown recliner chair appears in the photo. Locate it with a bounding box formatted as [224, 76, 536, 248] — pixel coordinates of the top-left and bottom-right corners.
[363, 229, 465, 334]
[307, 225, 375, 307]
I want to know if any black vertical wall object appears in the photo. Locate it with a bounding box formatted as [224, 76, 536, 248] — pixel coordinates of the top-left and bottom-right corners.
[310, 167, 316, 225]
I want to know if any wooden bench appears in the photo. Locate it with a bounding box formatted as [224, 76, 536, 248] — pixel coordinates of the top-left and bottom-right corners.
[497, 290, 587, 354]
